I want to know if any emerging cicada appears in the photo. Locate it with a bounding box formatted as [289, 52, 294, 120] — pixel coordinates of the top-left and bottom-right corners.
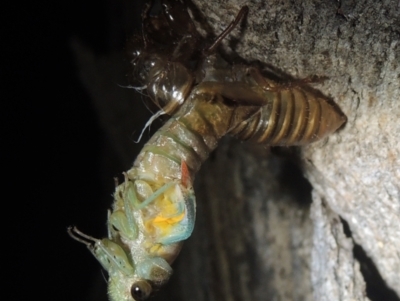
[69, 1, 346, 301]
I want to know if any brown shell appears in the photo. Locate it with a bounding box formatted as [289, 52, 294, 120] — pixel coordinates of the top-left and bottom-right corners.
[129, 0, 346, 147]
[231, 86, 346, 146]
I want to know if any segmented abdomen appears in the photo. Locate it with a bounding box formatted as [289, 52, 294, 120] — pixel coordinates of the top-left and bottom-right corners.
[130, 92, 241, 182]
[230, 87, 346, 146]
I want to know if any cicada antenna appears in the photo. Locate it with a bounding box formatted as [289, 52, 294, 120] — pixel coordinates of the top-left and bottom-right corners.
[68, 226, 99, 248]
[204, 6, 249, 55]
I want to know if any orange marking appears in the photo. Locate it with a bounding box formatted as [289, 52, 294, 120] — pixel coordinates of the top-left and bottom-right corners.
[145, 212, 185, 239]
[181, 160, 190, 188]
[153, 212, 185, 225]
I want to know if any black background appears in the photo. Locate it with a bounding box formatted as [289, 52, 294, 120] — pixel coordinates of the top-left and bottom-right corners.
[6, 0, 147, 300]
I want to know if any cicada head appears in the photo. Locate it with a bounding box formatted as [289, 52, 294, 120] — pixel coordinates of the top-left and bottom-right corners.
[107, 256, 173, 301]
[68, 227, 173, 301]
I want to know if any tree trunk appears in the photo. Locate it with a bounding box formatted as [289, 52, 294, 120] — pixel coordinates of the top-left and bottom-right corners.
[73, 0, 400, 300]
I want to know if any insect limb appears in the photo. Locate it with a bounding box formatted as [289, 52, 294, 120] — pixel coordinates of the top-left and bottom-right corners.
[134, 109, 166, 143]
[109, 210, 138, 240]
[122, 173, 142, 210]
[108, 174, 139, 240]
[97, 239, 135, 275]
[136, 181, 177, 210]
[69, 227, 132, 274]
[122, 173, 138, 228]
[68, 226, 100, 248]
[204, 6, 249, 55]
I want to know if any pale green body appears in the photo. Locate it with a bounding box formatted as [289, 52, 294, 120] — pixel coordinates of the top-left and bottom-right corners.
[69, 81, 257, 301]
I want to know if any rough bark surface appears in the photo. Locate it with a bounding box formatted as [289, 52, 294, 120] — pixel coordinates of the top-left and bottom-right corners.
[190, 0, 399, 299]
[310, 193, 368, 301]
[178, 142, 316, 301]
[73, 0, 399, 300]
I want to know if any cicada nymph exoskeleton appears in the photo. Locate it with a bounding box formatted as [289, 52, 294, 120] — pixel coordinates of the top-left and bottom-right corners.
[227, 68, 347, 145]
[69, 1, 346, 301]
[129, 0, 346, 146]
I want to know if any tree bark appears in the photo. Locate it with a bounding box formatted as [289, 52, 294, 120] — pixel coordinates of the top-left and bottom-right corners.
[73, 0, 400, 300]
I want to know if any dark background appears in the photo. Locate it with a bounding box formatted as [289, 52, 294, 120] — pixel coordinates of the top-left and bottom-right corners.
[6, 0, 399, 300]
[6, 1, 147, 300]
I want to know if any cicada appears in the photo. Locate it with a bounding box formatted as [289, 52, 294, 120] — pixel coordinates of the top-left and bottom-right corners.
[69, 1, 346, 301]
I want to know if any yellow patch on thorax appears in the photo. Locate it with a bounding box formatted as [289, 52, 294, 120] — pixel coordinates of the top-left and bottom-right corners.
[144, 187, 186, 239]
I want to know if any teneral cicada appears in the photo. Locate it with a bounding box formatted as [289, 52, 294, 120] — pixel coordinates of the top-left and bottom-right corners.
[69, 1, 346, 301]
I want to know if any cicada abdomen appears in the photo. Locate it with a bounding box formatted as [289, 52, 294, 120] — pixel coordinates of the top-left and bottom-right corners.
[230, 78, 346, 146]
[132, 88, 260, 180]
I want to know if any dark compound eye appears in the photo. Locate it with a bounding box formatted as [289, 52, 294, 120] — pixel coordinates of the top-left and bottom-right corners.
[130, 280, 152, 301]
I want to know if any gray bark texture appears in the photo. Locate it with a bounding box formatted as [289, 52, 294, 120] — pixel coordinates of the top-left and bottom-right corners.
[73, 0, 400, 300]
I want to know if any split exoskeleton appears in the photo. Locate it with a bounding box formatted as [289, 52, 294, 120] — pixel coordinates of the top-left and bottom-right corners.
[69, 1, 346, 301]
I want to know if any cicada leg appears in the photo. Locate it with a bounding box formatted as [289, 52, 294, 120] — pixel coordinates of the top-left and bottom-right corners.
[68, 227, 134, 275]
[108, 209, 138, 240]
[135, 181, 177, 210]
[204, 6, 249, 55]
[107, 174, 139, 240]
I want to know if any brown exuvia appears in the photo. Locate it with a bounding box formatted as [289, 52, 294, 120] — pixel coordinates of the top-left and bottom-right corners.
[129, 0, 346, 148]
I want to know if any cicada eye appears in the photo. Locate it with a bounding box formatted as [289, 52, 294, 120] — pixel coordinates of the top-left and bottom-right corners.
[130, 280, 152, 301]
